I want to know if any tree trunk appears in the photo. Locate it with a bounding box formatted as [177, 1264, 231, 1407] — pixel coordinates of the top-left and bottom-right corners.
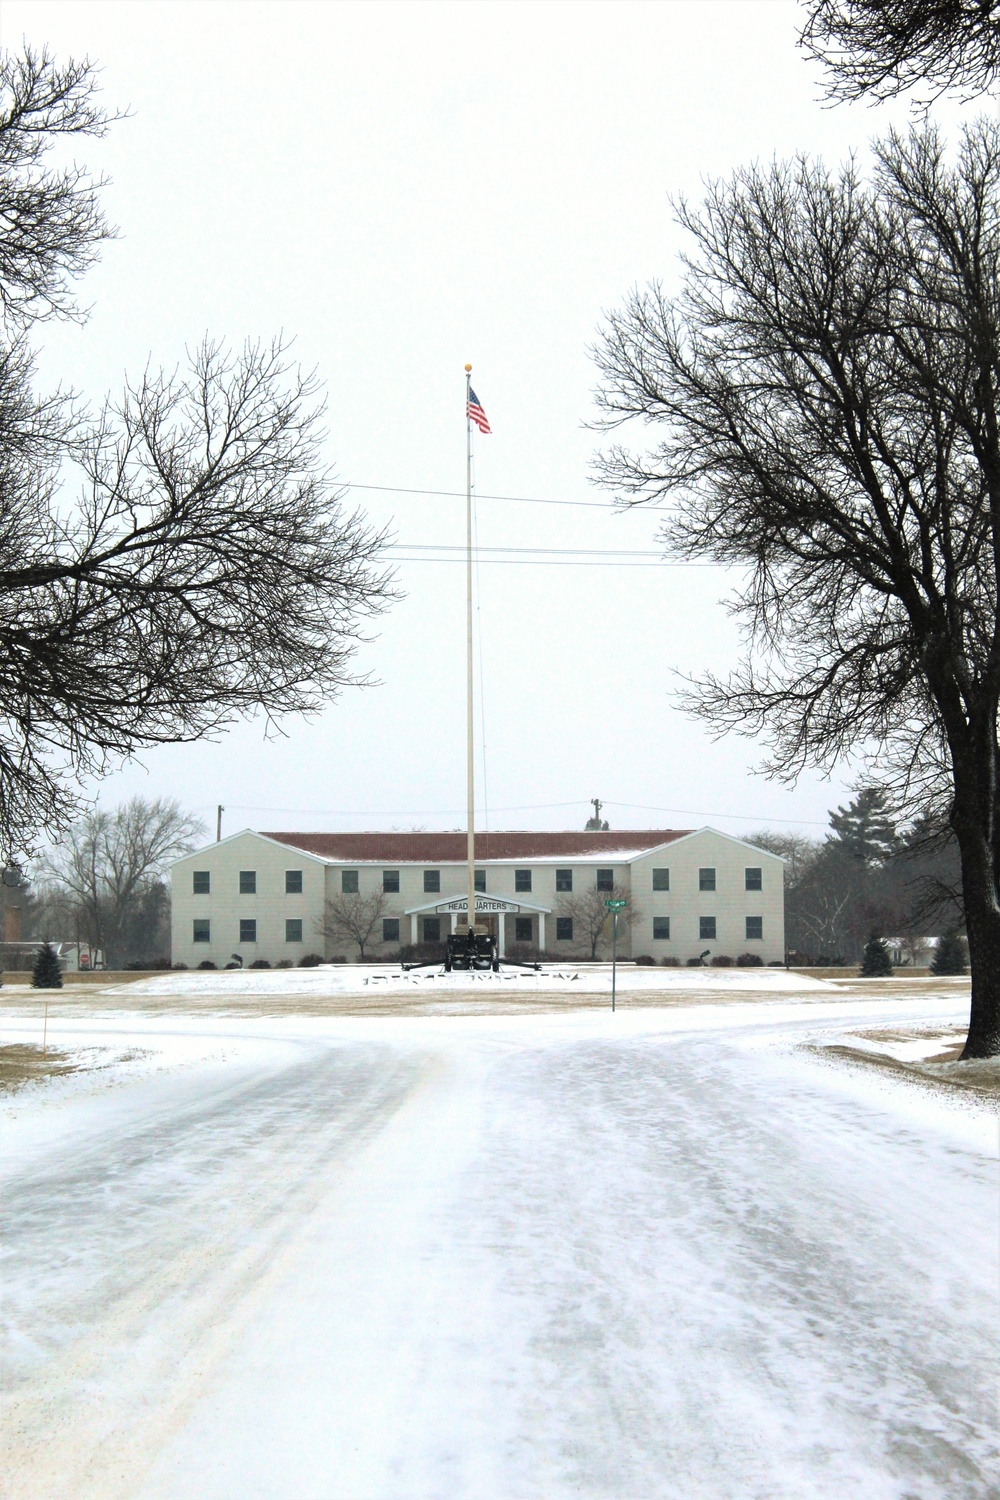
[961, 893, 1000, 1058]
[949, 752, 1000, 1058]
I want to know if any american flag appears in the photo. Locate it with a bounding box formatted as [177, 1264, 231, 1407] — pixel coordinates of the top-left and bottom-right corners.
[467, 389, 491, 434]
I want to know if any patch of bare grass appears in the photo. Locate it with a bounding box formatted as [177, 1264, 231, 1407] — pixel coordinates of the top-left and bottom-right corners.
[810, 1032, 999, 1103]
[1, 983, 837, 1021]
[0, 1044, 81, 1093]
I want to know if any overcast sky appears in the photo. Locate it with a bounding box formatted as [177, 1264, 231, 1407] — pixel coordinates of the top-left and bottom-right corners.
[5, 1, 976, 843]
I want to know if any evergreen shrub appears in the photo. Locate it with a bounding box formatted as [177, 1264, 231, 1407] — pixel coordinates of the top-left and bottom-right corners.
[32, 942, 63, 989]
[931, 932, 967, 976]
[860, 933, 894, 977]
[736, 952, 764, 967]
[298, 953, 324, 967]
[711, 954, 734, 967]
[197, 959, 217, 970]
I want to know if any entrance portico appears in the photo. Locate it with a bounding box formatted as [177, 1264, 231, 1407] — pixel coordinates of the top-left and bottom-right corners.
[404, 893, 551, 954]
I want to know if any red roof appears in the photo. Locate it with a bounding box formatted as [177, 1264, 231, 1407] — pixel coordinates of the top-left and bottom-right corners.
[260, 830, 692, 862]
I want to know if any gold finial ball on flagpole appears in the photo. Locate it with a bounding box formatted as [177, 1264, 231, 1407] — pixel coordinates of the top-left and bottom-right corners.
[464, 363, 472, 372]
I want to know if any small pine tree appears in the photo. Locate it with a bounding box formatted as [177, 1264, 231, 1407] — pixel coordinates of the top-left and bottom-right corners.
[32, 941, 64, 989]
[931, 931, 966, 976]
[860, 932, 894, 977]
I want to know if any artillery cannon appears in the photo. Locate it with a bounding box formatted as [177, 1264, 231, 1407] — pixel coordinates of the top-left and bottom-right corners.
[444, 927, 499, 972]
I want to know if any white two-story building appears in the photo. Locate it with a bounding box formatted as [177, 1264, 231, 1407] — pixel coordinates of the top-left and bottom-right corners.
[170, 827, 785, 967]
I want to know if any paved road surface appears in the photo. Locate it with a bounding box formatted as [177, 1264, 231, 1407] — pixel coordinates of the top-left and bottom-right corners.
[1, 1002, 996, 1499]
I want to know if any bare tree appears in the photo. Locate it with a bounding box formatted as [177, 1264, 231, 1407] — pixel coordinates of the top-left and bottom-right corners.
[0, 47, 395, 864]
[557, 882, 637, 960]
[319, 889, 392, 960]
[2, 338, 395, 863]
[41, 797, 204, 966]
[0, 45, 121, 328]
[800, 0, 1000, 108]
[592, 122, 1000, 1056]
[743, 830, 816, 887]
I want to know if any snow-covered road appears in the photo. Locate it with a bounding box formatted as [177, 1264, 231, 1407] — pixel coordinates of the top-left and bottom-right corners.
[1, 998, 996, 1499]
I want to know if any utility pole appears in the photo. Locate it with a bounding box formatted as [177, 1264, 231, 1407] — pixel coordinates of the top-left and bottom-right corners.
[216, 805, 224, 842]
[586, 797, 609, 831]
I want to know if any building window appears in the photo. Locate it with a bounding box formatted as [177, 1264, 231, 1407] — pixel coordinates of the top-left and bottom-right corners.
[745, 867, 763, 892]
[383, 870, 400, 893]
[699, 916, 716, 941]
[653, 917, 671, 940]
[556, 916, 573, 941]
[239, 870, 256, 895]
[285, 870, 303, 894]
[515, 868, 532, 892]
[475, 869, 486, 892]
[652, 868, 669, 892]
[383, 918, 400, 943]
[514, 916, 533, 943]
[423, 916, 441, 942]
[193, 918, 210, 943]
[699, 867, 716, 892]
[341, 869, 359, 894]
[240, 918, 257, 943]
[555, 868, 573, 892]
[746, 916, 763, 941]
[285, 918, 303, 943]
[596, 868, 614, 892]
[192, 870, 210, 895]
[424, 869, 440, 893]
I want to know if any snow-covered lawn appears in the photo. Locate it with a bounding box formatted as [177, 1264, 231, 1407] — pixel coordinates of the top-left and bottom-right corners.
[113, 961, 835, 998]
[1, 988, 994, 1499]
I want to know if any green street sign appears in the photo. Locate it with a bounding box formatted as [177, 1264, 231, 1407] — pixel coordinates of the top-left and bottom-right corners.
[605, 899, 627, 909]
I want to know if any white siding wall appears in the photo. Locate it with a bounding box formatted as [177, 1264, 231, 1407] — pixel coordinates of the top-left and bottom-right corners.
[629, 831, 785, 963]
[170, 830, 785, 966]
[171, 832, 326, 968]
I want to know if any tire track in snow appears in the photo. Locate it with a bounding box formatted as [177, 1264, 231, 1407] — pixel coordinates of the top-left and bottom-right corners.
[1, 1040, 435, 1500]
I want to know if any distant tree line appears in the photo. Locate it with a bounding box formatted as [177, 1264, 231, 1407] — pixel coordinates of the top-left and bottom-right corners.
[748, 788, 963, 966]
[2, 796, 202, 968]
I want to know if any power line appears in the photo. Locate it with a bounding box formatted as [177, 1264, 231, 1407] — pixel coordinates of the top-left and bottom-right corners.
[387, 543, 670, 558]
[388, 558, 680, 568]
[607, 801, 829, 828]
[345, 481, 670, 513]
[212, 800, 827, 828]
[224, 800, 588, 817]
[390, 543, 664, 557]
[384, 543, 718, 569]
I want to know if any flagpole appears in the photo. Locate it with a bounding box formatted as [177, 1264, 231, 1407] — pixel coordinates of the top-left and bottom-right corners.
[464, 363, 475, 944]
